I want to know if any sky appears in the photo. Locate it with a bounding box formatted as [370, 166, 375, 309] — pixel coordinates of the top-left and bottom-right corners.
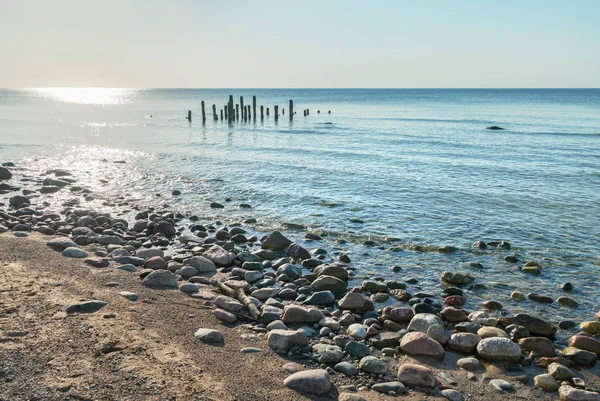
[0, 0, 599, 88]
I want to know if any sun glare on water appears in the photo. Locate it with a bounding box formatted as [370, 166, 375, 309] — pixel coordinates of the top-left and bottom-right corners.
[33, 87, 134, 105]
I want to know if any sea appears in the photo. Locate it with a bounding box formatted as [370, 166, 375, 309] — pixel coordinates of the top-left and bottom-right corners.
[0, 88, 599, 332]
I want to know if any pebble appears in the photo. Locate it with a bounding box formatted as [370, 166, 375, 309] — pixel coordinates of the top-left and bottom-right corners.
[334, 361, 358, 376]
[358, 356, 387, 374]
[119, 291, 138, 301]
[240, 347, 262, 354]
[456, 357, 481, 371]
[441, 389, 464, 401]
[61, 247, 89, 258]
[477, 337, 522, 361]
[194, 328, 224, 344]
[489, 379, 514, 393]
[213, 308, 237, 323]
[117, 264, 137, 273]
[66, 300, 108, 314]
[372, 382, 407, 395]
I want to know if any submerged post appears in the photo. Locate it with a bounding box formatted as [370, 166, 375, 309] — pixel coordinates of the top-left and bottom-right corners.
[211, 104, 217, 121]
[274, 105, 279, 122]
[220, 109, 223, 120]
[236, 104, 239, 120]
[289, 100, 293, 120]
[201, 101, 206, 123]
[240, 96, 245, 121]
[253, 96, 257, 120]
[260, 105, 264, 120]
[228, 95, 234, 123]
[266, 107, 270, 116]
[224, 105, 228, 120]
[187, 110, 192, 122]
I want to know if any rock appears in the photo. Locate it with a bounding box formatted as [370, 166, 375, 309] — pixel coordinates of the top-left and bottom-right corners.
[337, 292, 374, 313]
[203, 245, 236, 266]
[61, 247, 88, 258]
[194, 328, 224, 344]
[339, 394, 366, 401]
[441, 271, 474, 285]
[486, 126, 505, 130]
[312, 344, 343, 364]
[548, 362, 576, 380]
[490, 379, 514, 393]
[569, 335, 600, 355]
[303, 291, 335, 306]
[267, 330, 309, 352]
[440, 307, 468, 323]
[427, 324, 449, 345]
[334, 361, 358, 376]
[180, 266, 199, 278]
[369, 332, 401, 349]
[358, 356, 387, 374]
[347, 323, 367, 340]
[581, 321, 600, 335]
[117, 264, 137, 273]
[477, 326, 509, 339]
[286, 243, 311, 260]
[397, 363, 436, 388]
[179, 283, 199, 293]
[528, 292, 553, 303]
[214, 296, 245, 313]
[382, 306, 414, 322]
[534, 374, 560, 392]
[361, 280, 387, 293]
[511, 291, 527, 301]
[47, 239, 77, 252]
[141, 270, 178, 288]
[251, 287, 279, 300]
[311, 275, 347, 294]
[282, 305, 324, 324]
[499, 313, 557, 337]
[262, 231, 293, 251]
[153, 220, 176, 237]
[283, 369, 331, 395]
[407, 313, 443, 333]
[448, 333, 481, 353]
[558, 385, 600, 401]
[523, 265, 542, 275]
[119, 291, 138, 301]
[372, 382, 407, 395]
[563, 347, 597, 366]
[558, 296, 580, 308]
[214, 308, 237, 323]
[314, 264, 349, 281]
[345, 341, 369, 358]
[66, 300, 108, 314]
[441, 389, 464, 401]
[143, 255, 167, 270]
[444, 295, 466, 307]
[400, 332, 445, 360]
[518, 337, 556, 357]
[456, 357, 481, 371]
[240, 347, 262, 354]
[0, 166, 12, 180]
[245, 270, 263, 283]
[477, 337, 522, 361]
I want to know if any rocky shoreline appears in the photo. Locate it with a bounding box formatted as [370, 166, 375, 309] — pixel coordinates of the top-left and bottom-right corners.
[1, 161, 600, 401]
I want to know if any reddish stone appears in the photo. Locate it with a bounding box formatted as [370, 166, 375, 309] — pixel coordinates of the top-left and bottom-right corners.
[440, 307, 468, 323]
[397, 363, 436, 388]
[382, 306, 414, 323]
[569, 335, 600, 355]
[400, 332, 444, 360]
[444, 295, 466, 307]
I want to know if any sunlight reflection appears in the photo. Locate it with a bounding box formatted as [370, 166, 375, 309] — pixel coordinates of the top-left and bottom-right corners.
[33, 87, 135, 105]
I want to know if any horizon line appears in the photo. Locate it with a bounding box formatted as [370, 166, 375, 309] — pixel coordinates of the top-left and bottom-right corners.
[4, 87, 600, 90]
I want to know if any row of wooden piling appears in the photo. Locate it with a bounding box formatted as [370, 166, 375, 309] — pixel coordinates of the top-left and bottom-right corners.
[186, 95, 326, 123]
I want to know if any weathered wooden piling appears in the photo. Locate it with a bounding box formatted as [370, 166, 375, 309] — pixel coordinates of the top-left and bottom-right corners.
[274, 105, 278, 121]
[266, 107, 270, 116]
[211, 104, 217, 121]
[201, 101, 206, 123]
[307, 109, 310, 116]
[289, 100, 294, 120]
[253, 96, 257, 120]
[282, 108, 285, 115]
[240, 96, 245, 121]
[236, 104, 239, 120]
[187, 110, 192, 122]
[220, 109, 223, 120]
[260, 105, 264, 120]
[228, 96, 234, 123]
[224, 105, 228, 120]
[246, 105, 250, 120]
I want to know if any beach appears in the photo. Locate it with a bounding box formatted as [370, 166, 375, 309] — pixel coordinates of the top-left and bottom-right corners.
[1, 160, 600, 401]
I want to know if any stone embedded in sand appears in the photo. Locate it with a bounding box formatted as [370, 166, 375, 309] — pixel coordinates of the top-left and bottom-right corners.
[518, 337, 556, 357]
[441, 389, 464, 401]
[213, 308, 237, 323]
[534, 374, 560, 392]
[214, 296, 245, 313]
[397, 363, 435, 388]
[282, 305, 324, 324]
[345, 340, 369, 358]
[179, 283, 199, 293]
[477, 337, 522, 361]
[141, 270, 178, 288]
[489, 379, 514, 393]
[136, 248, 164, 260]
[448, 333, 481, 354]
[194, 328, 223, 344]
[66, 300, 108, 314]
[261, 231, 293, 251]
[143, 255, 167, 270]
[548, 362, 576, 380]
[267, 329, 309, 352]
[358, 356, 387, 374]
[372, 381, 407, 395]
[61, 247, 89, 258]
[456, 357, 481, 371]
[558, 385, 600, 401]
[400, 332, 445, 360]
[562, 347, 597, 366]
[119, 291, 138, 301]
[117, 264, 137, 273]
[311, 344, 343, 364]
[283, 369, 331, 395]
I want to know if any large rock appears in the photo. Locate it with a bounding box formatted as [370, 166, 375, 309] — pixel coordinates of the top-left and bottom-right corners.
[518, 337, 556, 357]
[407, 313, 443, 333]
[397, 363, 436, 388]
[203, 245, 236, 266]
[441, 307, 468, 322]
[47, 239, 77, 252]
[214, 296, 245, 313]
[441, 271, 474, 285]
[311, 275, 347, 294]
[188, 255, 217, 273]
[358, 356, 387, 374]
[267, 329, 309, 352]
[372, 382, 407, 395]
[283, 369, 331, 395]
[499, 313, 557, 337]
[382, 306, 414, 323]
[261, 231, 293, 251]
[153, 220, 176, 237]
[337, 292, 374, 313]
[0, 166, 12, 180]
[9, 195, 29, 207]
[534, 374, 560, 392]
[562, 347, 597, 366]
[276, 264, 302, 280]
[448, 333, 481, 353]
[347, 324, 367, 341]
[303, 291, 335, 306]
[558, 385, 600, 401]
[477, 337, 522, 361]
[282, 305, 324, 324]
[66, 300, 108, 314]
[400, 332, 445, 360]
[286, 243, 311, 260]
[141, 270, 178, 288]
[194, 328, 223, 344]
[581, 321, 600, 335]
[314, 264, 349, 281]
[312, 344, 343, 364]
[61, 247, 89, 258]
[143, 255, 167, 270]
[569, 335, 600, 355]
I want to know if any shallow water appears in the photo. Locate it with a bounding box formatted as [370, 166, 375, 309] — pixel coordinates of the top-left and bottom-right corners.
[1, 88, 599, 332]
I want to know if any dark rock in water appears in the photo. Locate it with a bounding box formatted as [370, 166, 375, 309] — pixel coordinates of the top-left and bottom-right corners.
[9, 195, 30, 207]
[210, 202, 224, 208]
[486, 126, 505, 130]
[66, 300, 108, 314]
[153, 220, 176, 237]
[561, 282, 574, 291]
[438, 245, 458, 253]
[305, 233, 322, 241]
[0, 166, 12, 180]
[472, 241, 487, 249]
[559, 320, 577, 330]
[499, 313, 557, 337]
[504, 255, 518, 263]
[528, 293, 553, 304]
[261, 231, 292, 251]
[11, 224, 31, 232]
[172, 190, 181, 196]
[42, 177, 70, 187]
[286, 243, 311, 260]
[40, 185, 61, 194]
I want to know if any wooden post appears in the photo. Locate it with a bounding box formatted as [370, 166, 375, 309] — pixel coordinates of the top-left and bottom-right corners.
[187, 110, 192, 122]
[266, 107, 270, 116]
[211, 104, 217, 121]
[236, 104, 239, 120]
[289, 100, 293, 120]
[260, 105, 264, 120]
[201, 101, 206, 123]
[282, 108, 285, 115]
[253, 96, 257, 120]
[224, 105, 228, 120]
[228, 95, 234, 123]
[220, 109, 223, 120]
[274, 105, 278, 122]
[240, 96, 244, 121]
[307, 109, 309, 116]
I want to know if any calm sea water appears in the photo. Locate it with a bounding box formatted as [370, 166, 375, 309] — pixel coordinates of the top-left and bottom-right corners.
[1, 88, 599, 327]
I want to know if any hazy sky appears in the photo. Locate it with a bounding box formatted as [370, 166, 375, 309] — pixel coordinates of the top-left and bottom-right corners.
[1, 0, 599, 88]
